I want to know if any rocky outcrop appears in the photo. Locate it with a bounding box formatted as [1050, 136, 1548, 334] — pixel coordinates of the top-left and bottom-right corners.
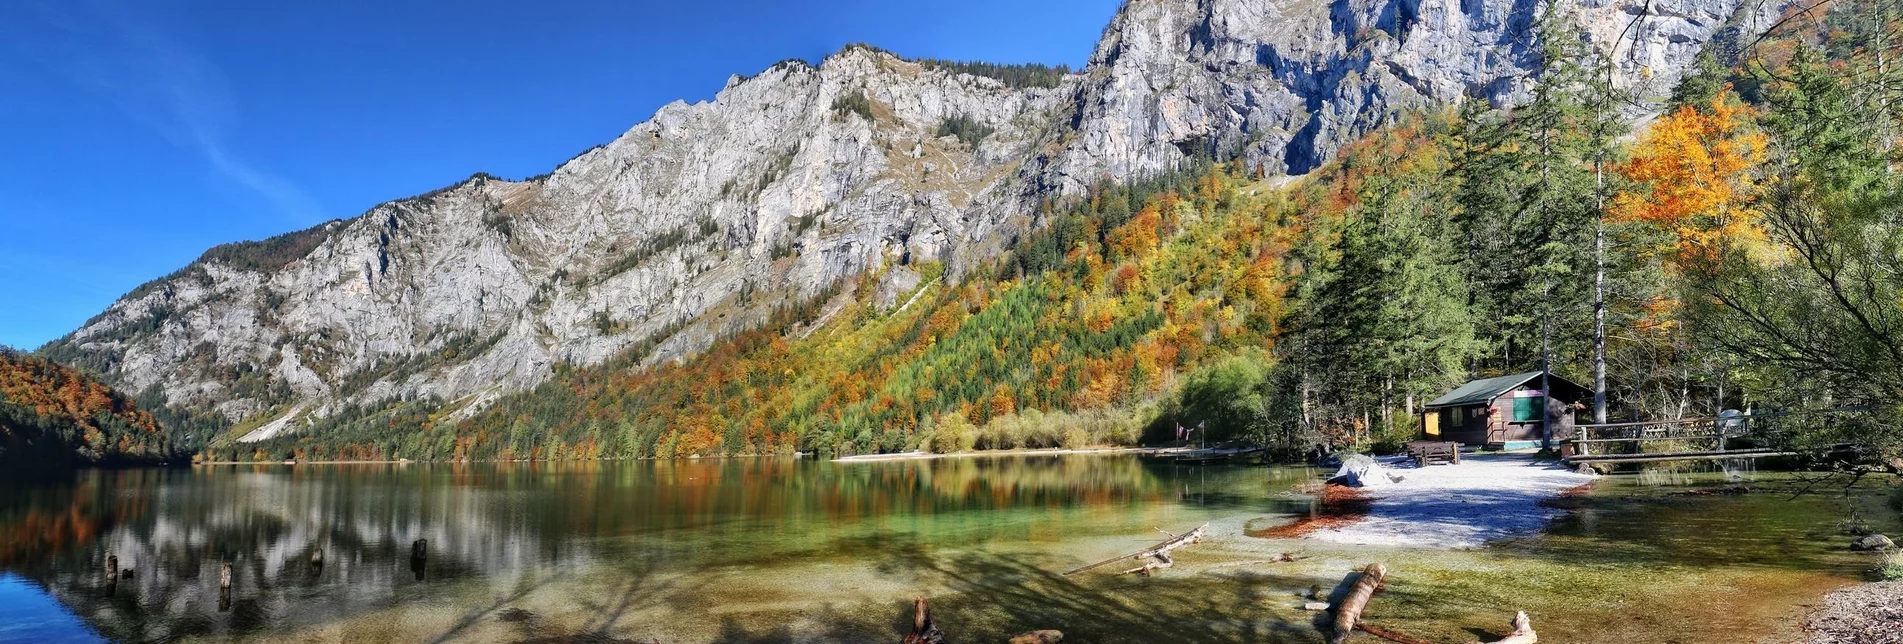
[45, 48, 1077, 427]
[42, 0, 1770, 438]
[1042, 0, 1784, 187]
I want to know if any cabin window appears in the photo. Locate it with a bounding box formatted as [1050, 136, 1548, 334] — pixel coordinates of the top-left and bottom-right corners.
[1445, 407, 1462, 425]
[1512, 396, 1544, 422]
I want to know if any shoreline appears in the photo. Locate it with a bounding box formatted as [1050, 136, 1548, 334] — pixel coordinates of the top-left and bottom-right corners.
[187, 447, 1161, 467]
[829, 446, 1154, 462]
[1788, 580, 1903, 643]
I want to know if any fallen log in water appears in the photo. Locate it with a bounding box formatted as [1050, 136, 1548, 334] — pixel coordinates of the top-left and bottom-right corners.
[1330, 563, 1386, 644]
[1063, 524, 1208, 577]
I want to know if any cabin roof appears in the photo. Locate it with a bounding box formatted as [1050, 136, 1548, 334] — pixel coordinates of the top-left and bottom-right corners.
[1425, 371, 1585, 409]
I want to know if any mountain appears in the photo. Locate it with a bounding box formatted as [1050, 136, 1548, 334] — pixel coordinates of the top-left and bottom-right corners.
[40, 0, 1778, 444]
[0, 349, 174, 472]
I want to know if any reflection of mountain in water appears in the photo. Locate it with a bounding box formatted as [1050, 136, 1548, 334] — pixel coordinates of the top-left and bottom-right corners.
[0, 455, 1237, 641]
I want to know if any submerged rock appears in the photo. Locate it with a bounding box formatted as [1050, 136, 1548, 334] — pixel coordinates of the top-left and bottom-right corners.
[1851, 534, 1896, 551]
[1008, 630, 1063, 644]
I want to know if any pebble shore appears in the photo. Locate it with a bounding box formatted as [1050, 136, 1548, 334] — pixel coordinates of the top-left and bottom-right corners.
[1793, 581, 1903, 644]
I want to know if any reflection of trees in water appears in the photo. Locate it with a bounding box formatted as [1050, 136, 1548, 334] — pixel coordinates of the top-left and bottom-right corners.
[1, 465, 599, 641]
[0, 456, 1273, 641]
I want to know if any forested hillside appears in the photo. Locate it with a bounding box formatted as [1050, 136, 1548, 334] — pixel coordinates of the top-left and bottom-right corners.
[0, 349, 176, 471]
[207, 0, 1903, 464]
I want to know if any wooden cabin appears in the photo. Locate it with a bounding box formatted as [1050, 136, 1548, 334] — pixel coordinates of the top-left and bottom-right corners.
[1420, 371, 1589, 449]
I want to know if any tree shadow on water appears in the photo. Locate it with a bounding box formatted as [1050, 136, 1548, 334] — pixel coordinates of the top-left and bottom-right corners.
[865, 542, 1324, 643]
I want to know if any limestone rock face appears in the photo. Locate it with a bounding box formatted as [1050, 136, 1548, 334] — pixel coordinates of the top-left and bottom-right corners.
[44, 0, 1770, 438]
[1042, 0, 1781, 189]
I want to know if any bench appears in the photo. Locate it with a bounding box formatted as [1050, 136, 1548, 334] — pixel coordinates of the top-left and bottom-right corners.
[1405, 441, 1460, 466]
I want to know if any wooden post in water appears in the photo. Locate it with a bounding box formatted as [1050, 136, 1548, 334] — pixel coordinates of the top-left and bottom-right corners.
[218, 561, 232, 612]
[410, 539, 427, 581]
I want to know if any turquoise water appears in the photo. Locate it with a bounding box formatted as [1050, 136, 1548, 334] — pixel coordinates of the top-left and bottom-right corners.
[0, 455, 1890, 643]
[0, 456, 1313, 642]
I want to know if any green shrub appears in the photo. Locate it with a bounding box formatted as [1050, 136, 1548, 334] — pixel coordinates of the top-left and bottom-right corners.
[831, 90, 874, 122]
[916, 59, 1072, 89]
[930, 412, 977, 453]
[935, 114, 995, 149]
[1172, 350, 1269, 442]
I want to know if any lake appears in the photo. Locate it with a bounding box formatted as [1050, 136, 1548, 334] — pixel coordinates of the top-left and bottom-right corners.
[0, 455, 1891, 643]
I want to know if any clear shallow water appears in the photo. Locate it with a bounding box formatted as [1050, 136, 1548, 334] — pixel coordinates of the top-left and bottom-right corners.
[0, 574, 106, 643]
[0, 455, 1891, 643]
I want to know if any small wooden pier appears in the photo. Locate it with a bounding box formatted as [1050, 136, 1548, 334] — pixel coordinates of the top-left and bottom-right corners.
[1564, 408, 1858, 467]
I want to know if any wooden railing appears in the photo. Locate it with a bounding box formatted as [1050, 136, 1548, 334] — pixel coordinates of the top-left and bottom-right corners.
[1566, 407, 1865, 464]
[1572, 417, 1728, 458]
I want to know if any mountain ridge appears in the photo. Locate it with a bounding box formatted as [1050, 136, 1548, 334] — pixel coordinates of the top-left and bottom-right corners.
[40, 0, 1777, 442]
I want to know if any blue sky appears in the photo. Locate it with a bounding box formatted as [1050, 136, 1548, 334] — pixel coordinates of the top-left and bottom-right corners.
[0, 0, 1122, 350]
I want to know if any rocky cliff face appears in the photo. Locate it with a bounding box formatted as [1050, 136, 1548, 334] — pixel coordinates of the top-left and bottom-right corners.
[1042, 0, 1783, 187]
[42, 0, 1772, 439]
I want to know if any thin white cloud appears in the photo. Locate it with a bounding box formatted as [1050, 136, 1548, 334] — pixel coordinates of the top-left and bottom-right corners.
[2, 0, 327, 226]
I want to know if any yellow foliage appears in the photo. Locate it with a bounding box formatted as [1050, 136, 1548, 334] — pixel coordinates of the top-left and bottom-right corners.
[1613, 92, 1768, 272]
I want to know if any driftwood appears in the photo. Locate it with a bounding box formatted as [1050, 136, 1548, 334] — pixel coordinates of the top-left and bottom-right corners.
[1063, 524, 1208, 577]
[900, 597, 944, 644]
[1330, 563, 1386, 644]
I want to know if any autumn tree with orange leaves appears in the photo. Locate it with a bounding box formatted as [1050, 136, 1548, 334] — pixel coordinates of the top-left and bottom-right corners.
[0, 348, 174, 471]
[1614, 92, 1769, 274]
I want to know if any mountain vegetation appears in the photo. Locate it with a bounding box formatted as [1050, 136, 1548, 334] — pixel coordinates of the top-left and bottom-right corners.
[51, 2, 1903, 470]
[0, 348, 177, 472]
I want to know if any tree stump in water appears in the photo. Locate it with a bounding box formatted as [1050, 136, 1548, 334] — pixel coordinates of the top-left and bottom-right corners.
[218, 562, 233, 612]
[1480, 611, 1537, 644]
[899, 597, 943, 644]
[410, 539, 428, 580]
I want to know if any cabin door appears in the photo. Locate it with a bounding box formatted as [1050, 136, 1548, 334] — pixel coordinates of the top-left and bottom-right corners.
[1423, 412, 1440, 437]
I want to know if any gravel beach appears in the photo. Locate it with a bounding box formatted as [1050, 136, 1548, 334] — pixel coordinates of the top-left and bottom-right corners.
[1790, 581, 1903, 644]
